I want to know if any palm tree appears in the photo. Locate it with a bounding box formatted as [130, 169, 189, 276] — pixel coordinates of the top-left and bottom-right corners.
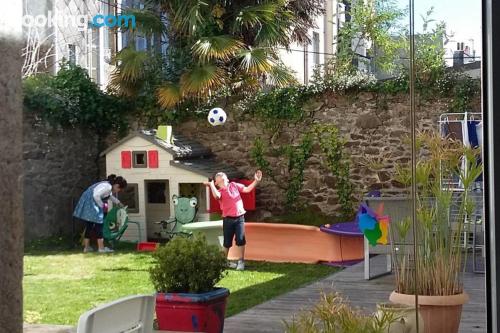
[110, 0, 324, 109]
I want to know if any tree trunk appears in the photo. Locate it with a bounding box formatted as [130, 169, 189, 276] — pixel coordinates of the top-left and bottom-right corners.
[0, 4, 24, 332]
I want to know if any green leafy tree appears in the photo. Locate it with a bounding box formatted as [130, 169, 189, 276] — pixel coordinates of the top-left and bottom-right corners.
[110, 0, 325, 110]
[310, 0, 405, 89]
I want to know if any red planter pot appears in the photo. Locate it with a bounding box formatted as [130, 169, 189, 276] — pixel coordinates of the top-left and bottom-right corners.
[155, 288, 229, 333]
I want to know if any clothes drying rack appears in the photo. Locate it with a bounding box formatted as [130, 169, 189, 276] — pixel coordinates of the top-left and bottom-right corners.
[438, 112, 484, 273]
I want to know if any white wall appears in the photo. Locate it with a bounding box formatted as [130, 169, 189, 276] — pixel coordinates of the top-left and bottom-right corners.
[279, 0, 340, 85]
[105, 136, 208, 241]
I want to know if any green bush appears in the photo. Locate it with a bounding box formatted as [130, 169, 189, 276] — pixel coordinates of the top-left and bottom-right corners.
[149, 234, 227, 293]
[23, 62, 130, 136]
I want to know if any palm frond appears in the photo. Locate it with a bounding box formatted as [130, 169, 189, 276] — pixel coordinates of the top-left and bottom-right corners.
[267, 64, 298, 87]
[121, 9, 166, 36]
[167, 0, 209, 35]
[157, 82, 182, 108]
[180, 64, 225, 94]
[192, 36, 244, 62]
[253, 16, 294, 47]
[109, 48, 149, 96]
[231, 75, 260, 92]
[233, 3, 279, 31]
[238, 48, 275, 74]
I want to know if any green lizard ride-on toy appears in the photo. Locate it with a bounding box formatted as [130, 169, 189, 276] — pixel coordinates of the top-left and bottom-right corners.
[157, 195, 198, 240]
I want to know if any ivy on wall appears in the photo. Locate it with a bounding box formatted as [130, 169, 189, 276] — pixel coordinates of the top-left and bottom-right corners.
[312, 124, 354, 220]
[283, 134, 314, 209]
[251, 124, 355, 217]
[23, 62, 131, 137]
[249, 86, 313, 139]
[251, 133, 313, 210]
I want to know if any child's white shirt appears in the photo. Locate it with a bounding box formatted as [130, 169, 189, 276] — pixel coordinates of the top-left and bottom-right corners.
[93, 182, 120, 208]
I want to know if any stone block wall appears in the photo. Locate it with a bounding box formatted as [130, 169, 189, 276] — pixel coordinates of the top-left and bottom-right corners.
[22, 91, 480, 240]
[177, 93, 480, 220]
[23, 113, 100, 241]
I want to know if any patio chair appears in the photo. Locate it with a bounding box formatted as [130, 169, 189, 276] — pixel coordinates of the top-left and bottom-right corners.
[76, 294, 155, 333]
[103, 207, 142, 247]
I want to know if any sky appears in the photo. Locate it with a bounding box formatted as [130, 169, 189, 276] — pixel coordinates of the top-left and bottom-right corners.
[396, 0, 482, 59]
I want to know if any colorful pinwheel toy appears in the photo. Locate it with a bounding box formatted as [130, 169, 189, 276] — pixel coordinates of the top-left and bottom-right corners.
[356, 203, 390, 246]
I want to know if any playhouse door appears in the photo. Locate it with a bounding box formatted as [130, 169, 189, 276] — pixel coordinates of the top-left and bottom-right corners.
[145, 180, 170, 240]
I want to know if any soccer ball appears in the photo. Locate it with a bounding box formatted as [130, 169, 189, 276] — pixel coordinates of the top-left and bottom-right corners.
[207, 107, 227, 126]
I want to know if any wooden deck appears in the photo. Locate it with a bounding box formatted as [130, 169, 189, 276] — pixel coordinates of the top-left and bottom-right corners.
[223, 255, 487, 333]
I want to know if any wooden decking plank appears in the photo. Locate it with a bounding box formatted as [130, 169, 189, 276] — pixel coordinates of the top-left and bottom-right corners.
[224, 256, 486, 332]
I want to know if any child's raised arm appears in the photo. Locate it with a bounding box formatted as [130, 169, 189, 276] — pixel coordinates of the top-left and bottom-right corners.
[241, 170, 262, 193]
[204, 180, 221, 199]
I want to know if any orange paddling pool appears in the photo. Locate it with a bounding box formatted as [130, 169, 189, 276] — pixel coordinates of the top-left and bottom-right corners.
[228, 222, 363, 264]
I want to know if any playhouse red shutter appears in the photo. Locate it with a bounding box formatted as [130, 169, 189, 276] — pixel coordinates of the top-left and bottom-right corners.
[121, 151, 132, 168]
[148, 150, 159, 168]
[236, 179, 256, 211]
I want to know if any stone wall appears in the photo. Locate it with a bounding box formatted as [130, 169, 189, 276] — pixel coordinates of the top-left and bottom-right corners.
[177, 93, 480, 220]
[23, 113, 100, 241]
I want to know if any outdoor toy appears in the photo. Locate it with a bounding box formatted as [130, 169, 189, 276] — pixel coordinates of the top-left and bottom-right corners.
[207, 107, 227, 126]
[356, 203, 390, 246]
[103, 206, 141, 247]
[158, 195, 198, 239]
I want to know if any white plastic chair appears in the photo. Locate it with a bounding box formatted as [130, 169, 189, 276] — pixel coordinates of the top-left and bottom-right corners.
[76, 295, 155, 333]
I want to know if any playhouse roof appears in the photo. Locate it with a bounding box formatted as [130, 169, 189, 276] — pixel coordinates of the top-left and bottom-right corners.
[100, 130, 244, 179]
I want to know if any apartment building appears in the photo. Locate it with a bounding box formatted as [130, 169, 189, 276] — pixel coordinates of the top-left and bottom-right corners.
[24, 0, 358, 88]
[23, 0, 143, 88]
[278, 0, 346, 85]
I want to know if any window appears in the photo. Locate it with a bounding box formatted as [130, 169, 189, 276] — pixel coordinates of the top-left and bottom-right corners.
[136, 36, 147, 51]
[68, 44, 76, 65]
[147, 182, 166, 204]
[132, 151, 147, 168]
[313, 32, 320, 65]
[180, 183, 207, 213]
[119, 183, 139, 213]
[87, 25, 100, 83]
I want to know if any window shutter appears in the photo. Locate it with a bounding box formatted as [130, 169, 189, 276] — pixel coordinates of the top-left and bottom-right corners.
[148, 150, 159, 168]
[121, 151, 132, 169]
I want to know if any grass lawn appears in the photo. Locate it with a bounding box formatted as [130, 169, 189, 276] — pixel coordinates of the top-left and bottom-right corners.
[24, 244, 337, 325]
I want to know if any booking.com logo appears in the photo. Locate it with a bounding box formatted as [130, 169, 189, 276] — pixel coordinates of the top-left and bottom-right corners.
[22, 11, 136, 31]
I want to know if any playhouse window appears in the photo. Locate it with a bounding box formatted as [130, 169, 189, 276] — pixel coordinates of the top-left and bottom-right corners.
[132, 151, 147, 168]
[118, 183, 139, 213]
[179, 183, 206, 213]
[147, 182, 167, 204]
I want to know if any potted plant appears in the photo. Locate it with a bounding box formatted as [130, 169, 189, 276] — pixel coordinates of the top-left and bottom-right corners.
[284, 292, 422, 333]
[390, 132, 482, 333]
[149, 234, 228, 333]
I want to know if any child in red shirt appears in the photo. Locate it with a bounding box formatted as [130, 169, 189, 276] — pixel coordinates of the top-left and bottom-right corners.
[204, 170, 262, 270]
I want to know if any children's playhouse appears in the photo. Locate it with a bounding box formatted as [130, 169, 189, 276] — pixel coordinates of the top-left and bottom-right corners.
[100, 126, 254, 241]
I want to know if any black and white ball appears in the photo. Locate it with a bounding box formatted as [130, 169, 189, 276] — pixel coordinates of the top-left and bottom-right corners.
[207, 107, 227, 126]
